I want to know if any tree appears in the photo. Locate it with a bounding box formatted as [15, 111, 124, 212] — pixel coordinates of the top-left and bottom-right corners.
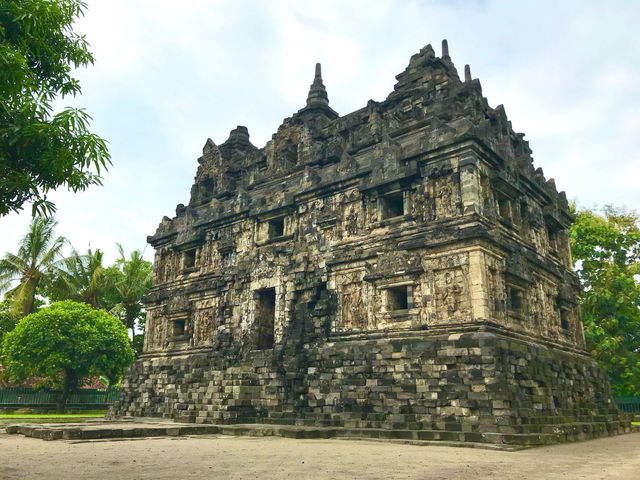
[0, 215, 67, 316]
[570, 205, 640, 396]
[104, 244, 153, 338]
[45, 247, 107, 308]
[0, 295, 17, 344]
[0, 0, 110, 216]
[0, 300, 134, 411]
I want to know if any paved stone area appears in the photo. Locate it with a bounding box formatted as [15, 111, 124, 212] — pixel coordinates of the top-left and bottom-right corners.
[3, 419, 524, 449]
[10, 418, 635, 448]
[0, 427, 638, 479]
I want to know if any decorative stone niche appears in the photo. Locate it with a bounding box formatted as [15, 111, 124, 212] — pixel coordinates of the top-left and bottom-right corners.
[384, 284, 412, 311]
[379, 191, 405, 220]
[171, 318, 186, 337]
[507, 285, 524, 314]
[560, 307, 570, 331]
[182, 248, 196, 271]
[268, 216, 285, 238]
[257, 214, 291, 244]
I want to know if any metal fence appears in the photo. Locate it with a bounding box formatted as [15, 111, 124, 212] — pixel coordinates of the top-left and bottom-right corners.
[615, 396, 640, 413]
[0, 387, 118, 408]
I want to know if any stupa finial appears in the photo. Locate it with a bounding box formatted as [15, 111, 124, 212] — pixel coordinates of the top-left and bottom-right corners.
[306, 63, 329, 108]
[464, 64, 472, 82]
[441, 39, 450, 60]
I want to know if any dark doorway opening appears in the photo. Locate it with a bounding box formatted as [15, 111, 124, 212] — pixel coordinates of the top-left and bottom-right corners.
[268, 217, 285, 239]
[381, 192, 404, 219]
[255, 288, 276, 349]
[386, 285, 409, 311]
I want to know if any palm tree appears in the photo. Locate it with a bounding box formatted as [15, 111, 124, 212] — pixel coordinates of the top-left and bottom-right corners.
[108, 244, 153, 336]
[0, 216, 67, 316]
[48, 248, 107, 309]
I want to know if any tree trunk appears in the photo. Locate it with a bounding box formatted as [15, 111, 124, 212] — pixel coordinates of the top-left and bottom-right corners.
[21, 277, 39, 317]
[57, 368, 78, 413]
[85, 291, 99, 309]
[126, 304, 137, 337]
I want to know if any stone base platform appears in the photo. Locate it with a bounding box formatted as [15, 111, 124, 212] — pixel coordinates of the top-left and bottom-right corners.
[5, 417, 636, 449]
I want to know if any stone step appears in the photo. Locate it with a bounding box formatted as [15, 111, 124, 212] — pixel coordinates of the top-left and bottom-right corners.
[5, 420, 632, 448]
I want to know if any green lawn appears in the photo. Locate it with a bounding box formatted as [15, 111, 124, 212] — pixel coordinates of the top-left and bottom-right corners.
[0, 412, 105, 419]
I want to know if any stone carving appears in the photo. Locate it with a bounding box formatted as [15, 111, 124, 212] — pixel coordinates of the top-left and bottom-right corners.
[365, 251, 422, 281]
[436, 270, 464, 318]
[340, 283, 366, 329]
[343, 204, 360, 236]
[144, 309, 165, 351]
[434, 176, 460, 219]
[192, 308, 215, 347]
[409, 183, 434, 221]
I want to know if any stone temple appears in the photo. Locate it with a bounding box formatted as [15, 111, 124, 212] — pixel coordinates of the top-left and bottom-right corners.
[112, 41, 631, 446]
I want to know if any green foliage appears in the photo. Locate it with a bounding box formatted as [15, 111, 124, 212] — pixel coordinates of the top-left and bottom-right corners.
[0, 0, 110, 216]
[0, 296, 18, 344]
[0, 215, 66, 316]
[44, 247, 108, 308]
[103, 244, 153, 336]
[1, 300, 134, 409]
[131, 334, 144, 356]
[570, 205, 640, 396]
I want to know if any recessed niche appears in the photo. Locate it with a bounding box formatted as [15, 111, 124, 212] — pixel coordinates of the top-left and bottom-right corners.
[255, 288, 276, 349]
[385, 285, 412, 311]
[268, 216, 285, 239]
[498, 196, 512, 223]
[183, 249, 196, 269]
[380, 192, 405, 220]
[508, 287, 523, 312]
[560, 308, 570, 330]
[172, 319, 185, 337]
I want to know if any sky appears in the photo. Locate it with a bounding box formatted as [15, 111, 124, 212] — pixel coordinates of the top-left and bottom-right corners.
[1, 0, 639, 265]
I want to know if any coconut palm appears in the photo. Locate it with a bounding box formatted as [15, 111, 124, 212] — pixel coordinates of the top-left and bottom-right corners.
[106, 244, 153, 336]
[47, 248, 107, 309]
[0, 216, 67, 316]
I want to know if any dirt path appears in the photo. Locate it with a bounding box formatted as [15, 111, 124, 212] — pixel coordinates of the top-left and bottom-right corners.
[0, 430, 638, 479]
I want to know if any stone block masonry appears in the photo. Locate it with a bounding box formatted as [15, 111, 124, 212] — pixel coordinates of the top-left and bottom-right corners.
[111, 40, 631, 446]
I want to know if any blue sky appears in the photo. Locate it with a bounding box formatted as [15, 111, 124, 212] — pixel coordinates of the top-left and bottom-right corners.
[1, 0, 639, 264]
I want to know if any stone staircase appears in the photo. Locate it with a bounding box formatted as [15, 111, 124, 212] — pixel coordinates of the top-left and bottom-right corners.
[5, 416, 634, 449]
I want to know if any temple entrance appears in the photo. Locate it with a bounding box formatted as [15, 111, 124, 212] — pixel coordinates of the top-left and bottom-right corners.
[255, 288, 276, 349]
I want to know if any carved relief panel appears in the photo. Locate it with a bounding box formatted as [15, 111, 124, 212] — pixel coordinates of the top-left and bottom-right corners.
[144, 306, 166, 352]
[409, 180, 435, 222]
[334, 270, 367, 331]
[191, 297, 219, 347]
[419, 253, 471, 324]
[433, 174, 461, 219]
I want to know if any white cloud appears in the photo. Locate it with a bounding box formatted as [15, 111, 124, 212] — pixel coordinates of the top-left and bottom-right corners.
[1, 0, 639, 265]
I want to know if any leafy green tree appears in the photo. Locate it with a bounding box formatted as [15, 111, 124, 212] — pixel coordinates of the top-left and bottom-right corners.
[0, 0, 110, 216]
[570, 205, 640, 396]
[0, 296, 17, 344]
[45, 247, 107, 308]
[103, 244, 153, 337]
[1, 300, 134, 411]
[0, 215, 67, 316]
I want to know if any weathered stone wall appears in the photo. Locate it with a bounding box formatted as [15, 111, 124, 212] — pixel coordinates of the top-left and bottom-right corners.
[114, 328, 623, 436]
[115, 42, 627, 444]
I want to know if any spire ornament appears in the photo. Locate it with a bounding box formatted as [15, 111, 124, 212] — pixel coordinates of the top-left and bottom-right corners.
[306, 63, 330, 108]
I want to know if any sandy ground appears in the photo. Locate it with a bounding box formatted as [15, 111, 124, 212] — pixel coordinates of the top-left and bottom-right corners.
[0, 429, 638, 480]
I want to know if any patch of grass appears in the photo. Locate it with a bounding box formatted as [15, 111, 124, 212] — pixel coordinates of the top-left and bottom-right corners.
[0, 412, 105, 419]
[632, 422, 640, 426]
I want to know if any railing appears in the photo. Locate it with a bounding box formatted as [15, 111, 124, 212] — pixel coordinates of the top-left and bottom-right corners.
[615, 396, 640, 414]
[0, 387, 118, 408]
